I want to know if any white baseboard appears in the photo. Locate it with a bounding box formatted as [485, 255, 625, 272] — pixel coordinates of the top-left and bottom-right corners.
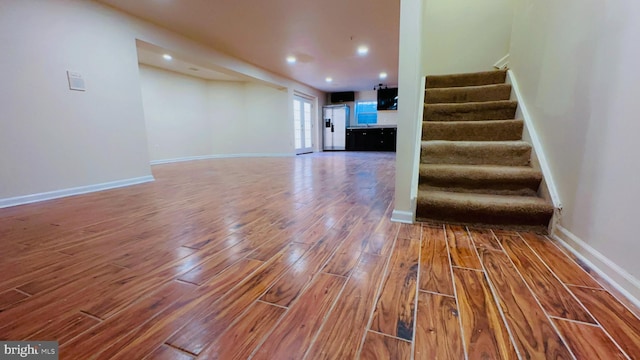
[150, 153, 295, 165]
[391, 209, 414, 224]
[507, 70, 562, 212]
[0, 175, 155, 209]
[494, 54, 510, 70]
[552, 225, 640, 309]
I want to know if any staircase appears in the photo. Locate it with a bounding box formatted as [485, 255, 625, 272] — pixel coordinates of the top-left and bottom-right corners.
[416, 69, 554, 231]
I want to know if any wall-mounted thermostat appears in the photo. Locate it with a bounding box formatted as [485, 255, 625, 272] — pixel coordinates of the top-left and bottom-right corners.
[67, 71, 86, 91]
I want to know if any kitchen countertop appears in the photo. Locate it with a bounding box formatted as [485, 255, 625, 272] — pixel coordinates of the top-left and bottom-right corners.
[347, 125, 397, 130]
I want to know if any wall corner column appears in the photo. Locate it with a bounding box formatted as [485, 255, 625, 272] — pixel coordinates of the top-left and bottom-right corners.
[392, 0, 424, 223]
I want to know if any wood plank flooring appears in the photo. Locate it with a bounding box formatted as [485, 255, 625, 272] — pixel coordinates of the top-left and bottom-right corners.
[1, 152, 639, 359]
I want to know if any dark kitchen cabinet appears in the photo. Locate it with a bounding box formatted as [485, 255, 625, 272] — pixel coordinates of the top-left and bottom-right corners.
[346, 127, 396, 152]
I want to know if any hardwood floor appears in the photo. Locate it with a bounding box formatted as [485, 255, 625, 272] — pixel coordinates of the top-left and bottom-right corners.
[0, 152, 639, 359]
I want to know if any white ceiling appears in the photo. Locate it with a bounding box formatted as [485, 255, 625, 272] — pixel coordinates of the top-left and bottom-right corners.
[97, 0, 400, 92]
[136, 44, 243, 82]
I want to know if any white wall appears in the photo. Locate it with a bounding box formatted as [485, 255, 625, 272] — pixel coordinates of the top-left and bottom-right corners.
[140, 65, 212, 160]
[243, 83, 291, 154]
[0, 0, 324, 203]
[510, 0, 640, 296]
[208, 82, 247, 155]
[392, 0, 424, 223]
[140, 65, 291, 161]
[377, 111, 399, 127]
[421, 0, 514, 74]
[0, 0, 152, 200]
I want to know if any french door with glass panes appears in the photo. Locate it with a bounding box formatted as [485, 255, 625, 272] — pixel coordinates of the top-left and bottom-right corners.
[293, 96, 313, 154]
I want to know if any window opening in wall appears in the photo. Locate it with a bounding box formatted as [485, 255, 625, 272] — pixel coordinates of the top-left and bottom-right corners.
[355, 101, 378, 125]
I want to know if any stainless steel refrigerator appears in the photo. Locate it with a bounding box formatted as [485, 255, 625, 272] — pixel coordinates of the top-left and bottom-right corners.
[323, 105, 349, 151]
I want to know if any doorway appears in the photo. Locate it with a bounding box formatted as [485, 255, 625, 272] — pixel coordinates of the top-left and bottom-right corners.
[293, 95, 313, 154]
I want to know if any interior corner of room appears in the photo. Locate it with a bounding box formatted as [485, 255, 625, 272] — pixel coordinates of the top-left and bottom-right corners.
[2, 0, 640, 314]
[0, 0, 403, 206]
[0, 0, 328, 207]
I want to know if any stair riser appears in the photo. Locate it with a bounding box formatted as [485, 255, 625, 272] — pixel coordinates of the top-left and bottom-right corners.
[425, 86, 511, 104]
[422, 121, 523, 141]
[426, 70, 507, 88]
[419, 164, 543, 195]
[416, 201, 553, 227]
[418, 182, 539, 197]
[421, 145, 531, 166]
[424, 103, 517, 121]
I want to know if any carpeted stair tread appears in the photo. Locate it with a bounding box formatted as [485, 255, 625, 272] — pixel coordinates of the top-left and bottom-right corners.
[421, 140, 531, 166]
[424, 100, 517, 121]
[425, 84, 512, 104]
[422, 119, 523, 141]
[419, 164, 542, 196]
[417, 69, 553, 230]
[416, 189, 554, 227]
[425, 70, 507, 89]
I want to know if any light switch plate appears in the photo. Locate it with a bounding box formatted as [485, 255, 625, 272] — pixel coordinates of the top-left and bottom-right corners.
[67, 71, 86, 91]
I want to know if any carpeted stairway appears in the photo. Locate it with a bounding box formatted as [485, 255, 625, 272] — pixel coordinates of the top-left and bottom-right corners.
[417, 69, 554, 231]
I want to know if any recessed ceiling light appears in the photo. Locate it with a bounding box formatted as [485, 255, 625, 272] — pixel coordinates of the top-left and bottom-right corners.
[379, 72, 388, 79]
[325, 77, 333, 83]
[357, 46, 369, 56]
[163, 54, 173, 61]
[286, 56, 297, 64]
